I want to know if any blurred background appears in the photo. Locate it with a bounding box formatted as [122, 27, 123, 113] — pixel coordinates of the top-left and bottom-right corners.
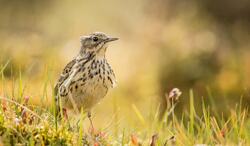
[0, 0, 250, 129]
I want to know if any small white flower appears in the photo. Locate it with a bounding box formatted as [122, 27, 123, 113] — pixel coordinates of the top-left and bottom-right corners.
[14, 118, 21, 126]
[168, 88, 182, 100]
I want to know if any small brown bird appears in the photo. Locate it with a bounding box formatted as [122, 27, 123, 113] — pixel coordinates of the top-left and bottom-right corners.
[55, 32, 118, 127]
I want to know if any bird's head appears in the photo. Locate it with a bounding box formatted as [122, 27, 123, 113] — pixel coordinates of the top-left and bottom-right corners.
[80, 32, 118, 57]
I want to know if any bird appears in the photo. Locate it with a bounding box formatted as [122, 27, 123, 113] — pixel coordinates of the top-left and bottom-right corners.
[54, 32, 118, 128]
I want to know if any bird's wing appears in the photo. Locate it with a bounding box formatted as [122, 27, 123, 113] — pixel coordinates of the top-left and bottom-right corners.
[54, 52, 94, 96]
[54, 59, 77, 96]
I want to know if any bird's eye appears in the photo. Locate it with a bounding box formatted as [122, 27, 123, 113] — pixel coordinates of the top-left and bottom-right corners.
[93, 37, 98, 42]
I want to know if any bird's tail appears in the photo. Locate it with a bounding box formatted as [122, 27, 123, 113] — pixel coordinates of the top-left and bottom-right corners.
[55, 96, 61, 118]
[54, 85, 62, 120]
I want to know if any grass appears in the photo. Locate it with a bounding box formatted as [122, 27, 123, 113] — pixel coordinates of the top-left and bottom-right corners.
[0, 63, 250, 145]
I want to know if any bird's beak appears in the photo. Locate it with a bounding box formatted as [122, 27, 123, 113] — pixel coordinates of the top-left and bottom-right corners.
[105, 37, 119, 43]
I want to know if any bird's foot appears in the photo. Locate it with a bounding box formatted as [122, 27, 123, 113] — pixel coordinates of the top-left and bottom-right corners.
[88, 126, 96, 135]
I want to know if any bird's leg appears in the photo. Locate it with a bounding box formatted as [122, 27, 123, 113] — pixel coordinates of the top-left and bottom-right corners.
[63, 108, 69, 120]
[62, 108, 73, 130]
[88, 111, 95, 133]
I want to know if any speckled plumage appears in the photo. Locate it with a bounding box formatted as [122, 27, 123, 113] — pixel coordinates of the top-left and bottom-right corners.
[55, 32, 117, 113]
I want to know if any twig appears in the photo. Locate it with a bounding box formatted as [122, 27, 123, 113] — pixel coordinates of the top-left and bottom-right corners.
[0, 96, 44, 122]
